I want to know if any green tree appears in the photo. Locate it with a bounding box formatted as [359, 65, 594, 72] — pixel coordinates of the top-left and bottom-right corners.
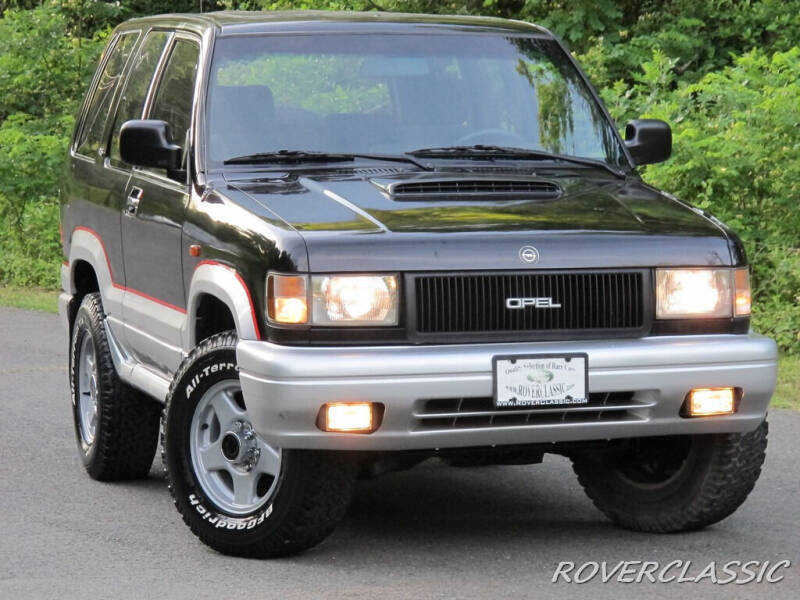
[602, 47, 800, 349]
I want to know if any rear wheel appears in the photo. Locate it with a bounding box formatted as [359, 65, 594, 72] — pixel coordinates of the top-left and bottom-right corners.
[163, 332, 356, 558]
[571, 421, 768, 532]
[69, 293, 161, 480]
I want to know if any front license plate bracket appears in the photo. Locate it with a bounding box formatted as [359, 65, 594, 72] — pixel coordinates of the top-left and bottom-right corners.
[492, 353, 589, 410]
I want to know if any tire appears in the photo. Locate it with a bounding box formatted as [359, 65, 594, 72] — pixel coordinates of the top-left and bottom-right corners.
[69, 292, 161, 480]
[571, 421, 768, 533]
[162, 332, 356, 558]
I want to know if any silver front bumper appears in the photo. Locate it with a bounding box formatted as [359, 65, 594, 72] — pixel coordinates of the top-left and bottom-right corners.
[237, 334, 778, 451]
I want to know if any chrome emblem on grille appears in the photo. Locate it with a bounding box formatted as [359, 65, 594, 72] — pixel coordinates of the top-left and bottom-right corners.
[506, 297, 562, 309]
[518, 245, 540, 264]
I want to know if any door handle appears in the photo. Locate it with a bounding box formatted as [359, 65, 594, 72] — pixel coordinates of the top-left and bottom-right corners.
[125, 187, 143, 216]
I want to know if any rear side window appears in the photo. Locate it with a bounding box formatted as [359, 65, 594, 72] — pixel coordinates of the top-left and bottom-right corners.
[75, 32, 138, 157]
[109, 31, 170, 165]
[147, 38, 201, 169]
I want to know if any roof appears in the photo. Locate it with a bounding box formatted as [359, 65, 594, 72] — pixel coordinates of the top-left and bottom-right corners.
[117, 10, 549, 37]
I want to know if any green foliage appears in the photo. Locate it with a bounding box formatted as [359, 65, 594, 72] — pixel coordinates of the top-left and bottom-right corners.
[577, 0, 800, 90]
[0, 5, 105, 120]
[0, 201, 62, 289]
[0, 4, 102, 289]
[0, 113, 67, 288]
[601, 48, 800, 349]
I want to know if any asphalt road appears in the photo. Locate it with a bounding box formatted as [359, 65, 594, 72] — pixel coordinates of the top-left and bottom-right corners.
[1, 306, 798, 599]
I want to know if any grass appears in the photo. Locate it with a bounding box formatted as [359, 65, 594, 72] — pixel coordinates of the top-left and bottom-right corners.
[0, 285, 797, 409]
[0, 286, 58, 313]
[772, 354, 800, 411]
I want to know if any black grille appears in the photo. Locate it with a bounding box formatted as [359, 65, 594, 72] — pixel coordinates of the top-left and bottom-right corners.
[414, 271, 644, 335]
[391, 179, 561, 200]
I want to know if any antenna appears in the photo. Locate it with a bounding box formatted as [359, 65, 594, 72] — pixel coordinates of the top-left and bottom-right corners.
[199, 0, 204, 13]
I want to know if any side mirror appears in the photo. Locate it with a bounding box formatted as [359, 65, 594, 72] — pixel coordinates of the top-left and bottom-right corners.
[624, 119, 671, 165]
[120, 119, 183, 171]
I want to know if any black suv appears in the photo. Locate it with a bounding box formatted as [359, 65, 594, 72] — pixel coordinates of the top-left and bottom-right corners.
[60, 11, 777, 557]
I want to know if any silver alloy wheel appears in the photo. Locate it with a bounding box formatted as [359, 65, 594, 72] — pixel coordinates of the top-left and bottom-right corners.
[189, 380, 282, 516]
[77, 333, 99, 446]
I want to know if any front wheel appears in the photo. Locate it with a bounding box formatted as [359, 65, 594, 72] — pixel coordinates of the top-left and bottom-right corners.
[571, 421, 768, 533]
[162, 332, 356, 558]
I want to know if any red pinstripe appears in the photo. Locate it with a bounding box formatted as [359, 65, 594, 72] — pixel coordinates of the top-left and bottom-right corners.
[68, 227, 265, 339]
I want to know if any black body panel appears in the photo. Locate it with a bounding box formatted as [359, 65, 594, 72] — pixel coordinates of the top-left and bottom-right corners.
[121, 171, 187, 309]
[226, 168, 738, 273]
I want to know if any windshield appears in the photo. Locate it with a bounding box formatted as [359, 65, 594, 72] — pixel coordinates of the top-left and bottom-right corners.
[206, 33, 626, 167]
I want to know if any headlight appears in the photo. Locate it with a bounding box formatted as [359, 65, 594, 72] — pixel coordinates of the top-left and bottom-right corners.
[267, 272, 399, 326]
[312, 275, 398, 326]
[656, 268, 750, 319]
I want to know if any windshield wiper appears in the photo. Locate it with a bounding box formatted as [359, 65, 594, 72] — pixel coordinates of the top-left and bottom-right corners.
[224, 150, 355, 165]
[406, 145, 626, 178]
[224, 150, 430, 170]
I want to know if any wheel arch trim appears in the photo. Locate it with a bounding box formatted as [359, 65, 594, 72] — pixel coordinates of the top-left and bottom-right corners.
[64, 227, 125, 320]
[185, 261, 262, 348]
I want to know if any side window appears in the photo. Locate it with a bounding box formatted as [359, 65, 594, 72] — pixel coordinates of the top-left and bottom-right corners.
[109, 31, 170, 165]
[76, 32, 138, 158]
[147, 38, 201, 173]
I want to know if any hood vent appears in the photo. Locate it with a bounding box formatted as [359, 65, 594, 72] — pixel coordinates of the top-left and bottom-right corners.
[352, 167, 408, 176]
[383, 177, 562, 201]
[326, 166, 410, 177]
[435, 166, 537, 175]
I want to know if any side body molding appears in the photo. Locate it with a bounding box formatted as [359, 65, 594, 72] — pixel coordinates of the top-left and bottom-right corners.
[184, 261, 262, 349]
[66, 227, 173, 402]
[63, 230, 262, 401]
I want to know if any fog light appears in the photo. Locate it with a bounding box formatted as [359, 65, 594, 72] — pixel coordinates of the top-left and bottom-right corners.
[687, 388, 736, 416]
[320, 402, 380, 433]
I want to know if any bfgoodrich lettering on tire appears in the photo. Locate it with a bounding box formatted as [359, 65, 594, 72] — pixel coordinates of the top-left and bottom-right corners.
[69, 292, 161, 480]
[571, 421, 768, 533]
[162, 331, 357, 558]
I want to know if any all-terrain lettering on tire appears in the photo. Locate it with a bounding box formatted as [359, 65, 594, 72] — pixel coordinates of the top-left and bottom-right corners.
[162, 332, 357, 558]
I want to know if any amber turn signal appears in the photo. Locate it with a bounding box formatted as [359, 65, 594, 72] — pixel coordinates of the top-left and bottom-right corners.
[734, 268, 751, 316]
[267, 274, 308, 324]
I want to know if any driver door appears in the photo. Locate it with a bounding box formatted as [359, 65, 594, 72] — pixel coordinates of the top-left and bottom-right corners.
[120, 33, 201, 375]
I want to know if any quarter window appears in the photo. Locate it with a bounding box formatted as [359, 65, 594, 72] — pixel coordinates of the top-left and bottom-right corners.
[76, 32, 138, 157]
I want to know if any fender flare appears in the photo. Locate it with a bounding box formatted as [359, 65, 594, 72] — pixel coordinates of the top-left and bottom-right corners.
[184, 261, 262, 349]
[64, 227, 124, 316]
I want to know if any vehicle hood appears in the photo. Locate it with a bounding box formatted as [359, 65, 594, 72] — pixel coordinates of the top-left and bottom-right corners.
[224, 169, 736, 272]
